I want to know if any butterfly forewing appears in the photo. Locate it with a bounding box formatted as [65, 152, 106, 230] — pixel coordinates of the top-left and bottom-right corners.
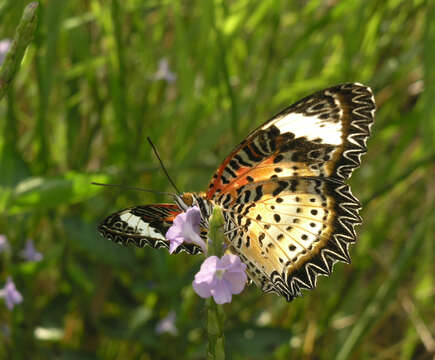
[98, 204, 203, 255]
[206, 83, 375, 199]
[207, 83, 375, 301]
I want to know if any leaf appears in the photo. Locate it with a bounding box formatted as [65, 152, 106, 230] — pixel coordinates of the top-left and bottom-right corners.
[7, 172, 110, 214]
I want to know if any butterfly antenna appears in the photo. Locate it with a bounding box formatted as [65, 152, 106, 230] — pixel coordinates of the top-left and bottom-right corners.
[147, 137, 181, 194]
[91, 182, 174, 196]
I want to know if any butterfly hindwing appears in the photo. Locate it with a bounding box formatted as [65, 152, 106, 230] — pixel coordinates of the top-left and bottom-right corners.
[219, 177, 360, 300]
[98, 204, 203, 255]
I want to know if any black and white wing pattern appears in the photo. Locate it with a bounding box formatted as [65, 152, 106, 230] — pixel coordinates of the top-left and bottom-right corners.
[98, 204, 203, 254]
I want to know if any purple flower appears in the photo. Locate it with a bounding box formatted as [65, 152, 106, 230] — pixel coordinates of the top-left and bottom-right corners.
[166, 206, 206, 254]
[0, 235, 10, 253]
[155, 310, 178, 335]
[0, 39, 11, 66]
[192, 254, 247, 304]
[0, 277, 23, 310]
[153, 58, 177, 83]
[20, 239, 43, 262]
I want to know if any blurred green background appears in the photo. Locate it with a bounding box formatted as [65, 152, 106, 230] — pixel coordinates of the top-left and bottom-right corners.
[0, 0, 434, 359]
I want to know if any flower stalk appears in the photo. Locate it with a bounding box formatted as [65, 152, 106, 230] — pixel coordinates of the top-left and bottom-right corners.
[206, 206, 226, 359]
[206, 297, 226, 360]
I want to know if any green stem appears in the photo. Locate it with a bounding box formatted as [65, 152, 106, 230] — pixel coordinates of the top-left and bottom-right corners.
[206, 298, 226, 360]
[0, 2, 39, 101]
[206, 206, 226, 359]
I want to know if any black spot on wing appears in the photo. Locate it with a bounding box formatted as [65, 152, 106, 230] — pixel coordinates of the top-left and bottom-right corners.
[254, 186, 263, 201]
[273, 181, 288, 196]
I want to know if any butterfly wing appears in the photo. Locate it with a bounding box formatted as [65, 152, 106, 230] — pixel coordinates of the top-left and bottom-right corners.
[207, 83, 375, 301]
[221, 177, 360, 301]
[207, 83, 375, 198]
[98, 204, 203, 255]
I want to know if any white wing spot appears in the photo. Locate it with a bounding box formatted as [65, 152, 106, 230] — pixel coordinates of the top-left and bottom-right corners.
[262, 112, 342, 145]
[119, 213, 165, 240]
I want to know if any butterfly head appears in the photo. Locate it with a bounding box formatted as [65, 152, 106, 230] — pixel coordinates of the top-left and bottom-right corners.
[174, 192, 195, 210]
[174, 192, 213, 225]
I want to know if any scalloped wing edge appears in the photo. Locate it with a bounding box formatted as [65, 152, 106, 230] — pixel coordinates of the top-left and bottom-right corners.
[265, 182, 362, 301]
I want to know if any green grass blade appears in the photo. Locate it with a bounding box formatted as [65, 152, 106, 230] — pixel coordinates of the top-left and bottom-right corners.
[0, 2, 38, 100]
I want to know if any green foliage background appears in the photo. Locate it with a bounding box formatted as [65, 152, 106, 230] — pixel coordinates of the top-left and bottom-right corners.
[0, 0, 434, 359]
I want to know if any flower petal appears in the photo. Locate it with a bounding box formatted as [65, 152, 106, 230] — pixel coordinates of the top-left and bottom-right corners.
[185, 207, 201, 228]
[224, 271, 247, 294]
[1, 277, 23, 310]
[155, 310, 178, 335]
[192, 278, 213, 298]
[166, 224, 181, 240]
[192, 253, 247, 304]
[153, 58, 177, 83]
[172, 212, 186, 227]
[221, 254, 245, 271]
[169, 237, 183, 254]
[166, 207, 206, 253]
[210, 279, 233, 304]
[20, 239, 43, 262]
[194, 256, 219, 283]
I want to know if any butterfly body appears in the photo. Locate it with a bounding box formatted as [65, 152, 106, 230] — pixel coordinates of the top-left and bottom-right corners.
[98, 83, 375, 301]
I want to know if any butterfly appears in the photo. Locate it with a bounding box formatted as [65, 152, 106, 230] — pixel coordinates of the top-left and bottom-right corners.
[98, 83, 375, 302]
